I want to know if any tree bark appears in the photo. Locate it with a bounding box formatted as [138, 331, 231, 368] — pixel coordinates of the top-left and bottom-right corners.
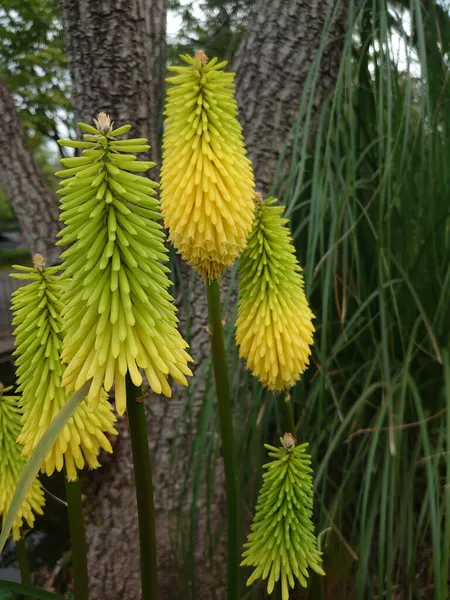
[59, 0, 167, 163]
[0, 78, 61, 264]
[234, 0, 348, 193]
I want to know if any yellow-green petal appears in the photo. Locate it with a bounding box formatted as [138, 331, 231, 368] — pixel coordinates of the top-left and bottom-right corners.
[57, 114, 193, 414]
[10, 256, 118, 481]
[236, 197, 315, 391]
[241, 434, 325, 599]
[160, 51, 255, 279]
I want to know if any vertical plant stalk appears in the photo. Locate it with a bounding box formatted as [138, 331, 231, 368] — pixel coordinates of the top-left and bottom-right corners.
[277, 391, 296, 436]
[125, 376, 157, 600]
[205, 278, 240, 600]
[65, 477, 89, 600]
[16, 535, 31, 600]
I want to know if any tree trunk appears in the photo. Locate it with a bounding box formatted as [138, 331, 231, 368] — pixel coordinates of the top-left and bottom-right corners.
[234, 0, 348, 193]
[0, 79, 61, 264]
[59, 0, 167, 163]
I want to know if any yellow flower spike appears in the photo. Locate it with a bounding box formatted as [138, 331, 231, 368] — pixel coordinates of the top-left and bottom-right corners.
[160, 51, 255, 279]
[10, 257, 118, 481]
[236, 197, 315, 391]
[56, 115, 193, 414]
[0, 383, 45, 541]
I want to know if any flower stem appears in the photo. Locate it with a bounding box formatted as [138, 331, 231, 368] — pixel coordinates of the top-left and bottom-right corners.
[65, 476, 89, 600]
[126, 375, 157, 600]
[205, 278, 240, 600]
[16, 535, 31, 599]
[277, 391, 296, 436]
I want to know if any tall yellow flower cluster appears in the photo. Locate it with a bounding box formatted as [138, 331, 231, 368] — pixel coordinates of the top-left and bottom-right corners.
[0, 384, 45, 540]
[56, 115, 193, 415]
[161, 51, 255, 279]
[10, 256, 118, 481]
[236, 198, 315, 391]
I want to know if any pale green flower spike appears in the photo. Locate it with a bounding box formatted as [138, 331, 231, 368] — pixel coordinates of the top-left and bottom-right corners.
[0, 383, 45, 541]
[236, 196, 315, 391]
[10, 255, 118, 481]
[56, 114, 194, 415]
[241, 433, 325, 599]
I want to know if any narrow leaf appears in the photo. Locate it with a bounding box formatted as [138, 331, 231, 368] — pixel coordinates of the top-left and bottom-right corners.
[0, 383, 89, 552]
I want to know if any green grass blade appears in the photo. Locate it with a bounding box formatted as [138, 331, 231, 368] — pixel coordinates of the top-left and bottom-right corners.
[0, 581, 65, 599]
[0, 383, 89, 552]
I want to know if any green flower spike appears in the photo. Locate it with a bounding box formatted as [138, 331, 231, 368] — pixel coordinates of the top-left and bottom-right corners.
[10, 255, 118, 481]
[0, 383, 45, 541]
[241, 433, 325, 599]
[56, 114, 193, 415]
[236, 196, 315, 391]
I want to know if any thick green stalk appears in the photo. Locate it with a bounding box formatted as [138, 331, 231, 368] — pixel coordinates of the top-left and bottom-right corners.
[126, 375, 157, 600]
[205, 278, 240, 600]
[16, 535, 31, 599]
[277, 391, 296, 436]
[65, 477, 89, 600]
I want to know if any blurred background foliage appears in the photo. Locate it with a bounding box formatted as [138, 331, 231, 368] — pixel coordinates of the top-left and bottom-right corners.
[0, 0, 449, 598]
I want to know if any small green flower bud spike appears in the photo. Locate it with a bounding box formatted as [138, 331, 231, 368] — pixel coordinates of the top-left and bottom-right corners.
[241, 434, 325, 599]
[56, 114, 194, 415]
[236, 197, 315, 391]
[10, 256, 118, 481]
[0, 383, 45, 540]
[161, 51, 255, 279]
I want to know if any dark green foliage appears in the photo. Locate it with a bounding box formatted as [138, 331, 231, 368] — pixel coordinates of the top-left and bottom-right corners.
[168, 0, 256, 64]
[0, 0, 70, 147]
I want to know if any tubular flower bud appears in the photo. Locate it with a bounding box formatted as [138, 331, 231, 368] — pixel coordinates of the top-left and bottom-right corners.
[241, 435, 325, 599]
[10, 259, 118, 481]
[160, 52, 255, 279]
[0, 384, 45, 540]
[56, 118, 193, 415]
[236, 198, 315, 391]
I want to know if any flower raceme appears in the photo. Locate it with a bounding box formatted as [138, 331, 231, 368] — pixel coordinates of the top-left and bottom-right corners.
[10, 257, 118, 481]
[160, 51, 255, 280]
[236, 197, 315, 391]
[0, 384, 45, 540]
[56, 115, 193, 415]
[241, 434, 325, 600]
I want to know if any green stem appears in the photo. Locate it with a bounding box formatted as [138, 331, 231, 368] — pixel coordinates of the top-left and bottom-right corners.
[65, 476, 89, 600]
[277, 391, 296, 436]
[16, 535, 31, 599]
[205, 278, 240, 600]
[126, 375, 157, 600]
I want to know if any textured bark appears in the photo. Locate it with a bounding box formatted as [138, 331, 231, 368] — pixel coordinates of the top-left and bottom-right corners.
[59, 0, 167, 163]
[0, 79, 61, 264]
[234, 0, 349, 193]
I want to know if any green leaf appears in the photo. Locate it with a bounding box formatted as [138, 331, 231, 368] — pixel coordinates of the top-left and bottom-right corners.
[0, 382, 89, 552]
[0, 580, 64, 600]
